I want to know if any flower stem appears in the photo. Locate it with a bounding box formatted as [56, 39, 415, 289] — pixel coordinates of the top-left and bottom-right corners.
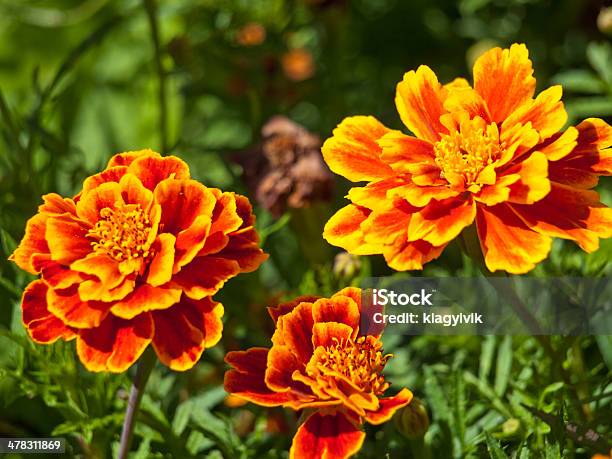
[118, 348, 157, 459]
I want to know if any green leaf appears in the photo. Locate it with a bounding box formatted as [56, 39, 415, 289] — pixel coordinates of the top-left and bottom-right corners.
[479, 336, 496, 382]
[553, 69, 606, 94]
[587, 42, 612, 86]
[172, 400, 192, 436]
[485, 432, 509, 459]
[494, 336, 512, 397]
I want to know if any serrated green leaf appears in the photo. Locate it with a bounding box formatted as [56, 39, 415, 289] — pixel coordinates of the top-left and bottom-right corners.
[172, 400, 192, 436]
[479, 336, 496, 381]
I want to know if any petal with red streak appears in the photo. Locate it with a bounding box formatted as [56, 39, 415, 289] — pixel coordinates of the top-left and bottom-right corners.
[290, 412, 365, 459]
[224, 348, 293, 407]
[152, 296, 222, 370]
[473, 43, 536, 123]
[323, 204, 380, 255]
[76, 313, 153, 372]
[10, 213, 50, 274]
[45, 216, 91, 265]
[154, 178, 216, 235]
[277, 302, 315, 364]
[395, 65, 448, 143]
[172, 257, 241, 299]
[502, 86, 567, 140]
[366, 388, 413, 425]
[408, 197, 476, 245]
[312, 322, 354, 348]
[110, 284, 182, 320]
[312, 295, 360, 331]
[47, 285, 110, 328]
[476, 203, 552, 274]
[265, 345, 310, 394]
[383, 235, 446, 271]
[321, 116, 393, 182]
[505, 152, 551, 204]
[22, 280, 75, 343]
[378, 131, 436, 173]
[127, 154, 191, 191]
[146, 233, 176, 286]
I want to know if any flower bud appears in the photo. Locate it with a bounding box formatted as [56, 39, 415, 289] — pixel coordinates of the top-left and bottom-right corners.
[333, 252, 362, 279]
[394, 398, 430, 439]
[597, 7, 612, 35]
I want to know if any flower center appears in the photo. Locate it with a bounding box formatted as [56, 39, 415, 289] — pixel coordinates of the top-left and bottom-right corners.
[87, 203, 153, 262]
[434, 123, 503, 188]
[310, 335, 391, 395]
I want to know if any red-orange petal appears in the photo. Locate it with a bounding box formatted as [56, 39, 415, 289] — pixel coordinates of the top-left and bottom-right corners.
[224, 348, 293, 407]
[110, 284, 182, 320]
[389, 182, 459, 207]
[154, 178, 216, 235]
[22, 280, 75, 343]
[312, 295, 360, 331]
[312, 322, 353, 348]
[10, 213, 50, 274]
[502, 86, 567, 140]
[321, 116, 393, 182]
[346, 177, 407, 210]
[268, 296, 319, 325]
[82, 166, 128, 195]
[127, 154, 191, 191]
[76, 181, 123, 225]
[476, 203, 552, 274]
[146, 233, 176, 286]
[383, 235, 446, 271]
[408, 197, 476, 245]
[473, 43, 535, 123]
[277, 302, 315, 364]
[365, 388, 413, 425]
[265, 345, 310, 394]
[378, 131, 435, 174]
[290, 412, 365, 459]
[107, 149, 160, 168]
[395, 65, 448, 143]
[33, 256, 84, 290]
[47, 284, 110, 328]
[151, 296, 222, 371]
[172, 256, 241, 299]
[361, 199, 415, 245]
[537, 127, 578, 161]
[76, 312, 153, 372]
[505, 152, 551, 204]
[215, 227, 268, 272]
[45, 216, 91, 265]
[511, 183, 612, 252]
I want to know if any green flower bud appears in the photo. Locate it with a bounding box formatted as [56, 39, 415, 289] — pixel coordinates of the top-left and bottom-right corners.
[394, 398, 430, 439]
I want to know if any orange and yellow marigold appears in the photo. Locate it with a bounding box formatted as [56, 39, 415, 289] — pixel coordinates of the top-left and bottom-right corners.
[224, 288, 412, 459]
[10, 149, 267, 372]
[322, 43, 612, 274]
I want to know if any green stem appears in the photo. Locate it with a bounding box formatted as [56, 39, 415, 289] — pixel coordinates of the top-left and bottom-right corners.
[117, 348, 156, 459]
[144, 0, 168, 154]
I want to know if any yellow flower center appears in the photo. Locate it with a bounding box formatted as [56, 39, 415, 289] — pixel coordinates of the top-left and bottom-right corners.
[309, 335, 391, 395]
[87, 203, 153, 261]
[434, 123, 503, 189]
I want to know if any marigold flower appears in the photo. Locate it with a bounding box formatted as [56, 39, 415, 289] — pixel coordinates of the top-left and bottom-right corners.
[592, 450, 612, 459]
[282, 48, 315, 81]
[224, 288, 413, 459]
[10, 149, 267, 372]
[322, 43, 612, 273]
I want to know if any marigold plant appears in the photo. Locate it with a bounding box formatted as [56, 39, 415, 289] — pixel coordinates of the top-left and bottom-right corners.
[10, 149, 267, 372]
[224, 287, 412, 459]
[322, 43, 612, 273]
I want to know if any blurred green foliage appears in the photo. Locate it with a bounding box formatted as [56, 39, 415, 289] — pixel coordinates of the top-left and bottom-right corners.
[0, 0, 610, 458]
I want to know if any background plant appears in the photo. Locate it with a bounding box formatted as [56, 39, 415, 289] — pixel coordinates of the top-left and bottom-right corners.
[0, 0, 610, 458]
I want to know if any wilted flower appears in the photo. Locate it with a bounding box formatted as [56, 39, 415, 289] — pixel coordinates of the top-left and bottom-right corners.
[10, 150, 267, 372]
[236, 22, 266, 46]
[224, 288, 412, 459]
[236, 116, 333, 217]
[282, 48, 315, 81]
[322, 43, 612, 274]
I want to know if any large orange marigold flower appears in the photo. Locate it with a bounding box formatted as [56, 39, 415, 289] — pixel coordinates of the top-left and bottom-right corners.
[10, 149, 267, 372]
[224, 288, 412, 459]
[322, 43, 612, 273]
